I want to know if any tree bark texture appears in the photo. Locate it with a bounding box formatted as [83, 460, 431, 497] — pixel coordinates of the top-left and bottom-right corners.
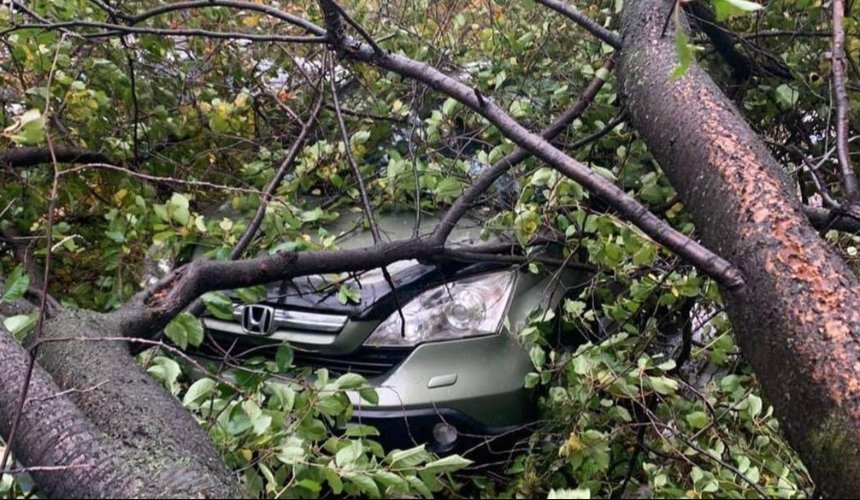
[0, 311, 242, 498]
[619, 0, 860, 495]
[0, 147, 110, 168]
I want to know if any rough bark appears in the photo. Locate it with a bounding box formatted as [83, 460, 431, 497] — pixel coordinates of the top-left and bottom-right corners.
[30, 310, 242, 498]
[619, 0, 860, 495]
[0, 147, 110, 168]
[0, 316, 242, 498]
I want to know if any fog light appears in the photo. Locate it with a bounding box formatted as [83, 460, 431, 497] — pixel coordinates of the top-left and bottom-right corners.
[432, 422, 459, 453]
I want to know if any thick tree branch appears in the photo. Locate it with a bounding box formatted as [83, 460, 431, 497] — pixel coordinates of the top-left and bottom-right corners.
[0, 146, 110, 168]
[535, 0, 622, 49]
[3, 20, 326, 43]
[831, 0, 858, 201]
[0, 322, 241, 498]
[115, 238, 442, 336]
[316, 0, 744, 290]
[435, 57, 616, 243]
[619, 0, 860, 494]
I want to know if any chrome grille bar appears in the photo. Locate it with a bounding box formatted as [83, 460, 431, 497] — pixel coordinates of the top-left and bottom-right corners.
[233, 305, 348, 333]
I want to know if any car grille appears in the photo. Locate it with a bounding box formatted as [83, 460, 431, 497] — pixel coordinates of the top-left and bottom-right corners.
[293, 348, 410, 377]
[202, 304, 409, 377]
[232, 304, 349, 334]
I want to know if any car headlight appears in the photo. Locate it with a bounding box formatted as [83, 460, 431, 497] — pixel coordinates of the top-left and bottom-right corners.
[364, 270, 516, 347]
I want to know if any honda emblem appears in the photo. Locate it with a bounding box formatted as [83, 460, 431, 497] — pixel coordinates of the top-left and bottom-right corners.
[241, 305, 275, 336]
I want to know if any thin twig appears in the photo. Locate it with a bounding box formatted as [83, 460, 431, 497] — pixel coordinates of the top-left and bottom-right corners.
[328, 55, 380, 242]
[318, 0, 384, 54]
[0, 34, 67, 481]
[186, 80, 325, 317]
[536, 0, 622, 49]
[434, 57, 616, 244]
[2, 21, 327, 44]
[831, 0, 858, 201]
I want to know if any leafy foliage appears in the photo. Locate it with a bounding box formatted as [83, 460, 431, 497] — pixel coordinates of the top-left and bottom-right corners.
[0, 0, 850, 497]
[146, 353, 470, 498]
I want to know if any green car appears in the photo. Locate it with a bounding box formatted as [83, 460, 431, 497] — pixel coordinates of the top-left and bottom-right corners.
[193, 208, 589, 455]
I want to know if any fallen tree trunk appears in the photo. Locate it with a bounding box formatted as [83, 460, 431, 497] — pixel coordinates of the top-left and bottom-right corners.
[0, 299, 242, 498]
[0, 315, 242, 498]
[619, 0, 860, 495]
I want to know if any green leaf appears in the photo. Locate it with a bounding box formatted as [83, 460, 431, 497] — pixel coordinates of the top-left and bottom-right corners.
[335, 440, 363, 469]
[524, 372, 540, 389]
[167, 193, 191, 225]
[317, 394, 347, 416]
[344, 473, 380, 499]
[323, 467, 344, 494]
[387, 445, 432, 468]
[2, 314, 36, 337]
[358, 387, 379, 405]
[334, 372, 367, 390]
[164, 312, 204, 350]
[713, 0, 763, 20]
[266, 382, 295, 412]
[372, 471, 410, 495]
[548, 488, 591, 499]
[276, 437, 306, 465]
[298, 418, 327, 441]
[647, 375, 679, 395]
[421, 455, 472, 474]
[235, 285, 267, 304]
[442, 97, 459, 115]
[1, 266, 30, 303]
[405, 476, 433, 499]
[345, 424, 380, 437]
[274, 345, 294, 372]
[6, 109, 46, 145]
[775, 84, 799, 109]
[201, 291, 234, 320]
[515, 210, 540, 245]
[147, 356, 181, 392]
[529, 345, 546, 370]
[337, 285, 361, 305]
[671, 30, 696, 79]
[510, 99, 529, 118]
[434, 178, 463, 200]
[350, 130, 371, 146]
[686, 411, 709, 429]
[183, 377, 217, 407]
[746, 394, 763, 418]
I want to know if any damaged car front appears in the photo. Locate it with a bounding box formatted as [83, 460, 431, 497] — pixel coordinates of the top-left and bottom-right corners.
[189, 211, 588, 455]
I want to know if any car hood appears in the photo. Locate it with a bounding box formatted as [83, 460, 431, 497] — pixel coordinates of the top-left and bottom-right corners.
[222, 205, 512, 320]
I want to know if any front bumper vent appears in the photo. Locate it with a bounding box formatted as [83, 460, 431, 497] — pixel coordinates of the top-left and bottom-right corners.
[292, 348, 409, 377]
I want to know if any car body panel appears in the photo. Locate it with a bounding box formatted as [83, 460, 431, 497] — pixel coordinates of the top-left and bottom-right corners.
[192, 206, 591, 450]
[350, 333, 535, 428]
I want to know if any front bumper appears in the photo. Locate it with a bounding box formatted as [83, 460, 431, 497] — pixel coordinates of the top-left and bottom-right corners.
[341, 333, 536, 454]
[200, 326, 537, 449]
[350, 407, 532, 456]
[349, 333, 536, 430]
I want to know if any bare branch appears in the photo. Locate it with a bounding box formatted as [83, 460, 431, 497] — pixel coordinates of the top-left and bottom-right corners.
[124, 0, 326, 36]
[3, 21, 326, 44]
[317, 1, 745, 290]
[831, 0, 858, 201]
[536, 0, 622, 49]
[328, 55, 381, 243]
[435, 57, 616, 243]
[0, 146, 110, 168]
[184, 85, 326, 318]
